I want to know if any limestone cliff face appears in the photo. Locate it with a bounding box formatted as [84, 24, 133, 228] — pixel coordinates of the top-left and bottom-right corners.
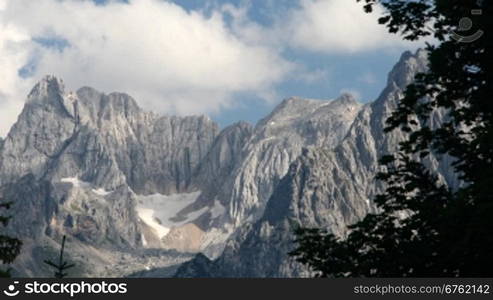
[0, 76, 219, 276]
[223, 94, 363, 227]
[175, 49, 459, 278]
[0, 77, 218, 195]
[139, 89, 360, 258]
[0, 77, 361, 275]
[190, 93, 363, 258]
[1, 50, 452, 278]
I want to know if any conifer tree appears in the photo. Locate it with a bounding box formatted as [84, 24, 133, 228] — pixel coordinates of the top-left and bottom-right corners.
[44, 235, 75, 278]
[0, 199, 22, 277]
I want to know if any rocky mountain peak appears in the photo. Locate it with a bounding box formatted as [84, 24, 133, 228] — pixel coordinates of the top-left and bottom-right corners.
[333, 93, 358, 106]
[27, 75, 65, 101]
[257, 97, 324, 128]
[279, 96, 320, 107]
[174, 49, 444, 278]
[387, 49, 428, 89]
[97, 92, 143, 123]
[2, 50, 442, 278]
[260, 94, 362, 130]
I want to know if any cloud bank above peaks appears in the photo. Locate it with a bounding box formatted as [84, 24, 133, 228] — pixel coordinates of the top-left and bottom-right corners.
[0, 0, 292, 124]
[221, 0, 410, 54]
[285, 0, 409, 53]
[0, 0, 415, 136]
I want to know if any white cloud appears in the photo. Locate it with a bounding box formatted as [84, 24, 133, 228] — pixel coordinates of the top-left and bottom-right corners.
[284, 0, 409, 53]
[0, 0, 417, 137]
[0, 13, 33, 136]
[0, 0, 293, 136]
[358, 72, 378, 85]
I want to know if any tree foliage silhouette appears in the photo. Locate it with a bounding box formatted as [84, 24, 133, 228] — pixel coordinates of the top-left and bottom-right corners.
[0, 199, 22, 277]
[290, 0, 492, 277]
[44, 235, 75, 278]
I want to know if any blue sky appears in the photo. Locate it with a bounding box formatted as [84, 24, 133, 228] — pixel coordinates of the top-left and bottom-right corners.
[0, 0, 423, 135]
[215, 49, 403, 128]
[166, 0, 408, 127]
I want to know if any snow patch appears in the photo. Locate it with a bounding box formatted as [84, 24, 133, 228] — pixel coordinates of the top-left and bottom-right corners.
[136, 191, 205, 239]
[318, 100, 333, 107]
[61, 177, 112, 196]
[61, 177, 90, 188]
[137, 207, 170, 239]
[183, 206, 209, 223]
[92, 188, 112, 196]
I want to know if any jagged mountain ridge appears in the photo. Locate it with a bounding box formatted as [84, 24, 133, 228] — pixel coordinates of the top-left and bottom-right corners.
[0, 74, 361, 276]
[0, 77, 220, 276]
[174, 49, 459, 277]
[194, 93, 362, 258]
[0, 78, 219, 194]
[234, 94, 363, 222]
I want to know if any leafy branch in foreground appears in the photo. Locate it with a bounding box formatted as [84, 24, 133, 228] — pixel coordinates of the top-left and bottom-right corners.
[290, 0, 492, 277]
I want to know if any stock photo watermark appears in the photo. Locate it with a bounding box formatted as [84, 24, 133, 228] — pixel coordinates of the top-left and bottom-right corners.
[450, 8, 484, 43]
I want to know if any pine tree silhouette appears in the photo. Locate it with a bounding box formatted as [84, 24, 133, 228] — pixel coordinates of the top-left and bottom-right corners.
[0, 199, 22, 277]
[44, 235, 75, 278]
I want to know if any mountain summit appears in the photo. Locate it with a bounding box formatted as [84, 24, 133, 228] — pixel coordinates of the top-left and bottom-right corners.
[174, 49, 458, 278]
[0, 72, 361, 276]
[0, 50, 451, 278]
